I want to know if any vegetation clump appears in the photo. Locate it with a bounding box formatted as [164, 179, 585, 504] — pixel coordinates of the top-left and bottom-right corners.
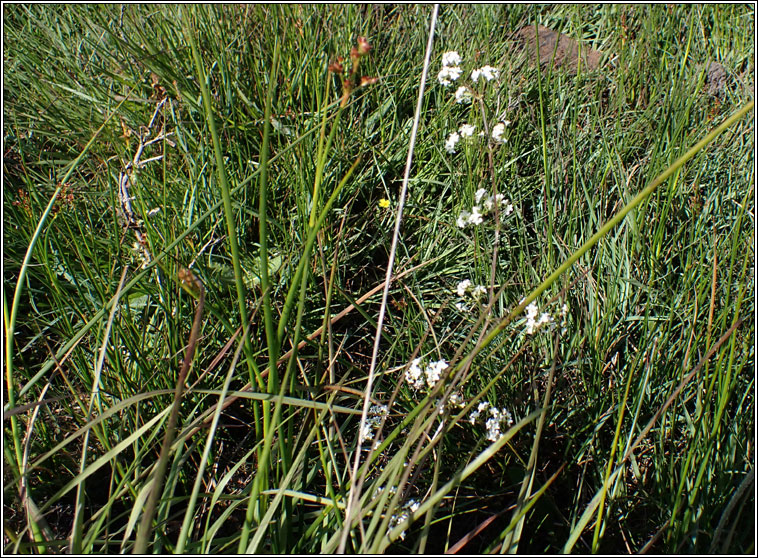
[3, 4, 754, 554]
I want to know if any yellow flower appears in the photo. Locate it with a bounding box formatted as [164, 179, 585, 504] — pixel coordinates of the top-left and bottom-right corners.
[379, 198, 390, 209]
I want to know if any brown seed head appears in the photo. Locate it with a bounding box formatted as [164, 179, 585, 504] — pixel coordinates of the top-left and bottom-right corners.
[357, 36, 371, 56]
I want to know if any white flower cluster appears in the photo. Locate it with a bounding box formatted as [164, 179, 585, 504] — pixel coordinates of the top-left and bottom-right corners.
[456, 188, 514, 229]
[471, 65, 500, 82]
[456, 279, 471, 297]
[388, 498, 421, 540]
[467, 400, 514, 442]
[441, 50, 462, 67]
[459, 123, 476, 137]
[445, 121, 510, 153]
[455, 279, 488, 311]
[447, 393, 465, 410]
[444, 123, 478, 154]
[454, 85, 473, 104]
[485, 406, 513, 442]
[405, 358, 448, 391]
[471, 66, 500, 82]
[521, 300, 570, 335]
[372, 484, 397, 499]
[524, 302, 553, 335]
[491, 122, 507, 143]
[358, 403, 390, 444]
[438, 50, 463, 87]
[444, 131, 460, 154]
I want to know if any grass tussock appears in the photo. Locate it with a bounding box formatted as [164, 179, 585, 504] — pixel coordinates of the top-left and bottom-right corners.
[3, 4, 754, 554]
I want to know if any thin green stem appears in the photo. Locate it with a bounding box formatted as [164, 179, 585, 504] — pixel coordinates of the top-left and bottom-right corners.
[463, 100, 754, 376]
[134, 273, 205, 554]
[185, 12, 261, 393]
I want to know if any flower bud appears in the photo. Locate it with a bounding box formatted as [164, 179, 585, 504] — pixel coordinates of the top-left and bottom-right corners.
[357, 36, 371, 55]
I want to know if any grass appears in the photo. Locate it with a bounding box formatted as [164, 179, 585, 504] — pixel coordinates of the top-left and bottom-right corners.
[3, 4, 754, 554]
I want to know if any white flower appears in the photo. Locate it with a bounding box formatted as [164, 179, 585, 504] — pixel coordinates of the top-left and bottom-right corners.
[493, 194, 514, 216]
[485, 406, 514, 442]
[475, 188, 488, 203]
[406, 358, 425, 390]
[448, 394, 465, 408]
[406, 358, 449, 391]
[525, 302, 539, 334]
[359, 422, 375, 444]
[482, 65, 500, 81]
[359, 404, 390, 444]
[369, 404, 389, 417]
[471, 285, 487, 300]
[456, 279, 472, 297]
[425, 359, 447, 388]
[468, 400, 490, 424]
[524, 303, 551, 334]
[455, 86, 473, 104]
[485, 416, 502, 441]
[455, 301, 470, 312]
[459, 123, 476, 137]
[444, 131, 460, 153]
[468, 205, 483, 225]
[492, 122, 506, 142]
[438, 65, 462, 86]
[456, 210, 471, 228]
[405, 499, 420, 513]
[389, 511, 409, 540]
[441, 51, 462, 67]
[471, 65, 500, 82]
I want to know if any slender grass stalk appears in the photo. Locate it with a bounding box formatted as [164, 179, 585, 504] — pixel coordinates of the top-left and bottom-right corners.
[3, 6, 752, 553]
[456, 99, 754, 379]
[4, 96, 125, 553]
[501, 338, 560, 554]
[276, 154, 363, 345]
[133, 272, 204, 554]
[239, 153, 362, 550]
[533, 10, 554, 269]
[339, 5, 439, 552]
[563, 316, 746, 553]
[185, 11, 261, 394]
[70, 267, 129, 554]
[258, 40, 282, 394]
[256, 33, 284, 546]
[175, 334, 246, 553]
[235, 27, 282, 552]
[591, 338, 652, 552]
